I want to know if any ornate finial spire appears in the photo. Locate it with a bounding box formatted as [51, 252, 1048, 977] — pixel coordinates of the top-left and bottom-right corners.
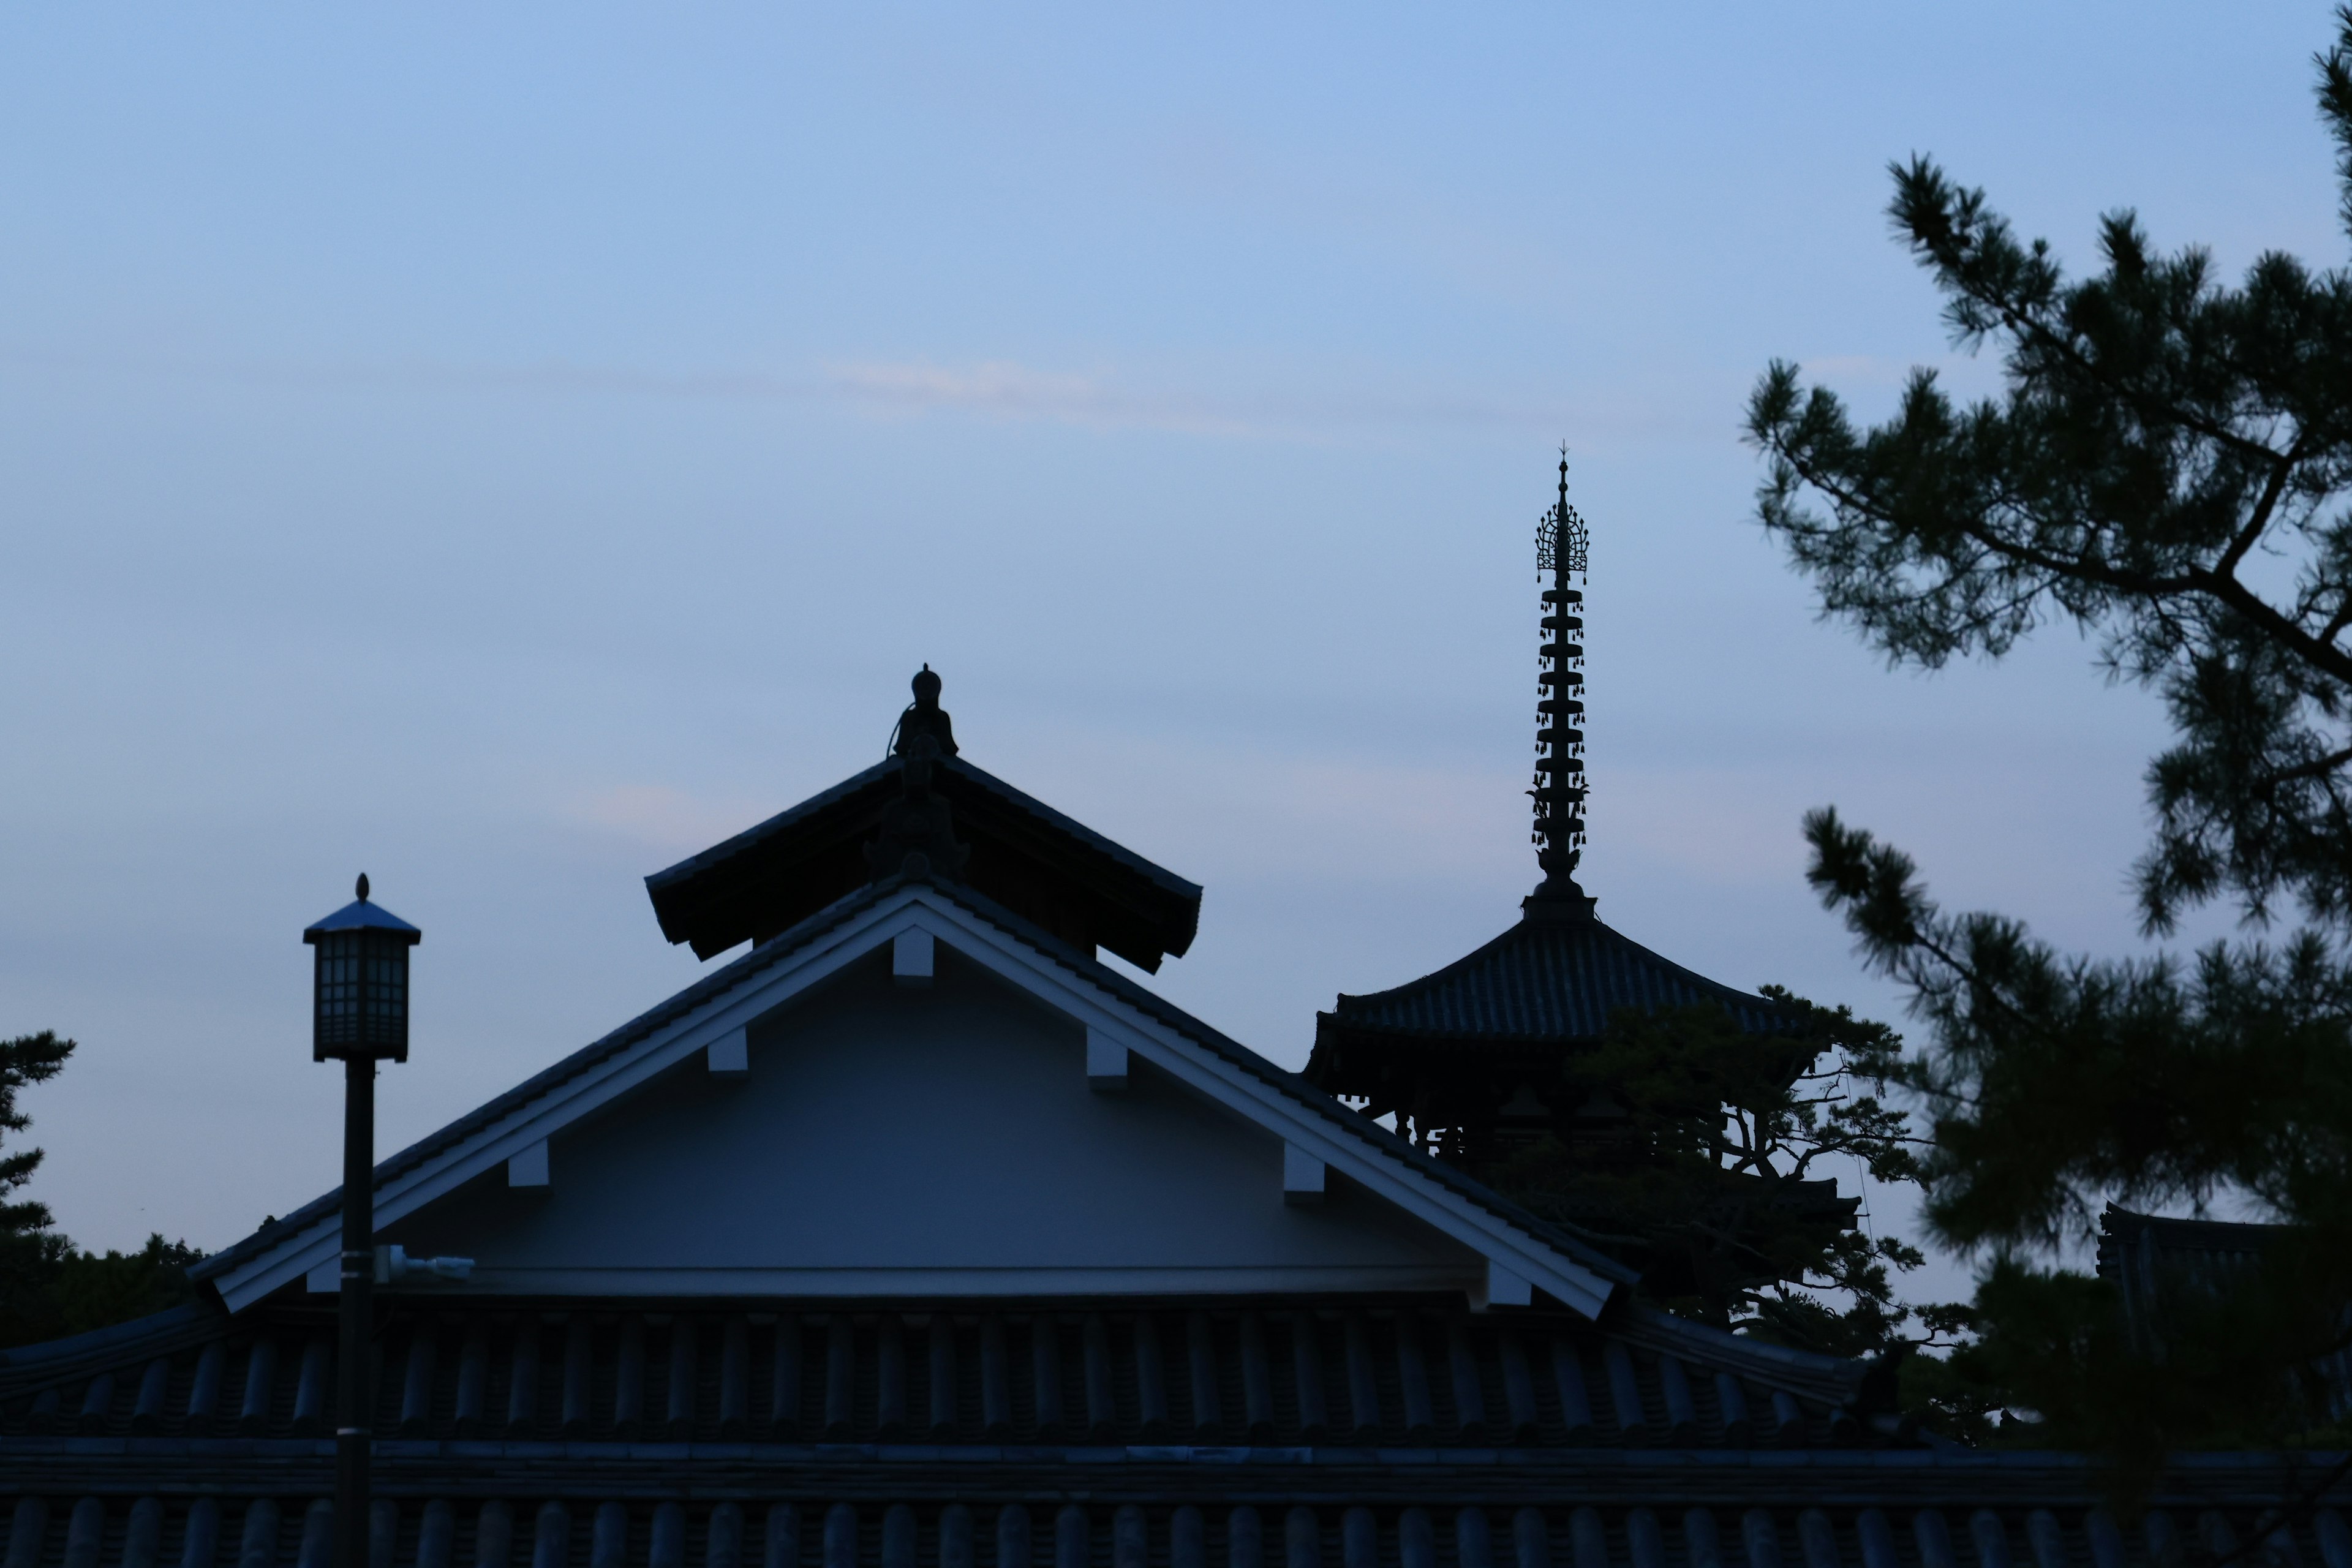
[1530, 448, 1590, 905]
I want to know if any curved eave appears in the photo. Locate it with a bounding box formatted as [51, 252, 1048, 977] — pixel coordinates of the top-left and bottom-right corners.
[643, 756, 1201, 970]
[0, 1302, 227, 1388]
[1321, 911, 1795, 1045]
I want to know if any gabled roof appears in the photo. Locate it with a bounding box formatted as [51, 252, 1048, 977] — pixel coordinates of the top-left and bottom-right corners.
[190, 870, 1638, 1319]
[1314, 895, 1792, 1061]
[645, 755, 1201, 971]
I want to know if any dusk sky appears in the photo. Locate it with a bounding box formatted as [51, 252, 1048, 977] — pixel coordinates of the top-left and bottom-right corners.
[2, 6, 2331, 1302]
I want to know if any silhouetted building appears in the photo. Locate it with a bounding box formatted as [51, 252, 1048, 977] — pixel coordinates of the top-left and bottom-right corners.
[0, 658, 2328, 1568]
[2098, 1204, 2352, 1419]
[1306, 877, 1796, 1168]
[1305, 463, 1834, 1224]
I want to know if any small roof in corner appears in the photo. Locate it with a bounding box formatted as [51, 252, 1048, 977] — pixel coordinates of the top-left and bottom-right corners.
[646, 674, 1201, 971]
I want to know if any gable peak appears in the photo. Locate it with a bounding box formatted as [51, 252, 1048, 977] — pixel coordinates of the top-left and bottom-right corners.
[645, 673, 1202, 970]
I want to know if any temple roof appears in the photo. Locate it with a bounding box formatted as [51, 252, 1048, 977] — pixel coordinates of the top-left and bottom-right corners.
[1314, 897, 1793, 1059]
[644, 673, 1201, 971]
[0, 1290, 1866, 1448]
[190, 865, 1638, 1318]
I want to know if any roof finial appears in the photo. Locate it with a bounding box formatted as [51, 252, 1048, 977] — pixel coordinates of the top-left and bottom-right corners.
[356, 872, 370, 903]
[1530, 448, 1590, 908]
[871, 666, 970, 881]
[892, 665, 958, 759]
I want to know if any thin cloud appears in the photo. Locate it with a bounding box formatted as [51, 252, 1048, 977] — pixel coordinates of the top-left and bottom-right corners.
[823, 358, 1261, 435]
[824, 360, 1099, 412]
[0, 341, 1698, 445]
[823, 358, 1649, 443]
[561, 784, 773, 854]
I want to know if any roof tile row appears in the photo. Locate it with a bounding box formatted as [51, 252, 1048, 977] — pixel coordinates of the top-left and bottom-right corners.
[2, 1303, 1842, 1452]
[1324, 913, 1787, 1045]
[1, 1494, 2333, 1568]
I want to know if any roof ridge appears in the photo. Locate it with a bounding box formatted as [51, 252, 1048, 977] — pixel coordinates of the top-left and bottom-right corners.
[641, 692, 1202, 970]
[1616, 1304, 1865, 1404]
[0, 1302, 225, 1387]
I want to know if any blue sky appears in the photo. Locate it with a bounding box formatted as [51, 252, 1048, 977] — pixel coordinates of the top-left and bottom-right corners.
[2, 5, 2335, 1298]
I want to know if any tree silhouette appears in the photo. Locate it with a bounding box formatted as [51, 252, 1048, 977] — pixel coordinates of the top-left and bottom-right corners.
[1746, 6, 2352, 1473]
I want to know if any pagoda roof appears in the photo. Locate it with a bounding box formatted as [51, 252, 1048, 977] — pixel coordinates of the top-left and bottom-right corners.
[1316, 896, 1793, 1055]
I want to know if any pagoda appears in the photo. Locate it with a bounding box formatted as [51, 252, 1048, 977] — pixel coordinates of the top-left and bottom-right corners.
[1306, 458, 1807, 1173]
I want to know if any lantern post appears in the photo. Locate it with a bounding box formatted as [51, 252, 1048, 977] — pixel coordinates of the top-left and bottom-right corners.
[303, 873, 421, 1568]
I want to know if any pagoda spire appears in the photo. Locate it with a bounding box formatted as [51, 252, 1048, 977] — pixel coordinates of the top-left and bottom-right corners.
[1531, 448, 1590, 905]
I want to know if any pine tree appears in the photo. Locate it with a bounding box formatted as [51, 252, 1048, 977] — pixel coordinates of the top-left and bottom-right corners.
[0, 1030, 77, 1346]
[0, 1031, 202, 1348]
[1485, 992, 1947, 1363]
[1744, 7, 2352, 1472]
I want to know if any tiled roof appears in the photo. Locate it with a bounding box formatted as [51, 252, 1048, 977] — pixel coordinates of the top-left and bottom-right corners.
[647, 757, 1200, 916]
[1323, 904, 1790, 1047]
[2097, 1205, 2352, 1417]
[2096, 1204, 2274, 1301]
[644, 755, 1202, 970]
[0, 1296, 1854, 1452]
[0, 1458, 2339, 1568]
[5, 1283, 2333, 1564]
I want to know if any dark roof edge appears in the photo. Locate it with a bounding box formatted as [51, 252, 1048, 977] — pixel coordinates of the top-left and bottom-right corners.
[642, 755, 1202, 912]
[1332, 910, 1792, 1022]
[644, 758, 899, 895]
[942, 755, 1203, 907]
[0, 1302, 226, 1387]
[2100, 1202, 2282, 1248]
[1616, 1305, 1866, 1406]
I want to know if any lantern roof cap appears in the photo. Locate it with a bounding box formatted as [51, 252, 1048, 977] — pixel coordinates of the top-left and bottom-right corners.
[303, 875, 421, 943]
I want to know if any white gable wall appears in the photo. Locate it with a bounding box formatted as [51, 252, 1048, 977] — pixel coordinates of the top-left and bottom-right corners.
[217, 885, 1615, 1315]
[385, 947, 1484, 1299]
